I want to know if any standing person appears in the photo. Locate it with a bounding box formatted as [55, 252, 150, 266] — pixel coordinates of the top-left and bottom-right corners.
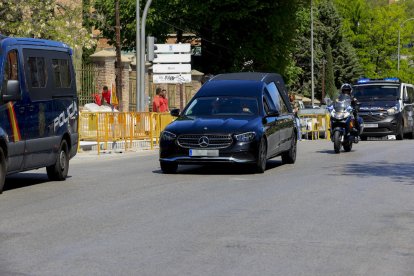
[152, 87, 162, 112]
[160, 89, 169, 112]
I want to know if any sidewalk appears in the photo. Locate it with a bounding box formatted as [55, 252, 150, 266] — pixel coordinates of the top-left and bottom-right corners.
[78, 139, 158, 153]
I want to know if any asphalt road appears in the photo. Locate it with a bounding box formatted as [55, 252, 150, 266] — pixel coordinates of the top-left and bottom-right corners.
[1, 139, 414, 276]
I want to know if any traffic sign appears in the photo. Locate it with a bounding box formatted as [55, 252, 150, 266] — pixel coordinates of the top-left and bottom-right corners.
[153, 64, 191, 74]
[153, 74, 192, 84]
[153, 54, 191, 63]
[154, 44, 191, 53]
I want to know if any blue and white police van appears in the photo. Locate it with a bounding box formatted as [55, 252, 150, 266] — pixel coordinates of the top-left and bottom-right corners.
[353, 78, 414, 140]
[0, 35, 78, 193]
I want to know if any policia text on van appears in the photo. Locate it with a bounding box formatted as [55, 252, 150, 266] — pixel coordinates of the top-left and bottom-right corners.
[354, 78, 414, 140]
[0, 35, 78, 193]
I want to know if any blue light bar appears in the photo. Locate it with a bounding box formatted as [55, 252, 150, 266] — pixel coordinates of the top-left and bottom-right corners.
[357, 77, 400, 84]
[383, 77, 400, 82]
[357, 78, 370, 83]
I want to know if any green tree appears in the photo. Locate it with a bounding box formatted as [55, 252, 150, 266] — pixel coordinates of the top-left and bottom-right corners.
[334, 0, 414, 83]
[0, 0, 95, 53]
[325, 44, 337, 99]
[289, 0, 361, 99]
[94, 0, 307, 76]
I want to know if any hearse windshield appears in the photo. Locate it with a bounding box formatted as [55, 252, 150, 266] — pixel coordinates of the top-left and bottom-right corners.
[184, 96, 259, 117]
[354, 84, 399, 101]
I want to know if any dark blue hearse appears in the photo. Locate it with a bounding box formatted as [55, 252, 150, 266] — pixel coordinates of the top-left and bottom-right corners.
[159, 72, 298, 174]
[0, 35, 78, 193]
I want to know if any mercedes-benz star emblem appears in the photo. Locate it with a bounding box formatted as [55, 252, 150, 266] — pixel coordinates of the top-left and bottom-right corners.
[198, 136, 209, 148]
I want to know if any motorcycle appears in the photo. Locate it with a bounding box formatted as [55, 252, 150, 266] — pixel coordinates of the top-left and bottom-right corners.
[328, 94, 363, 153]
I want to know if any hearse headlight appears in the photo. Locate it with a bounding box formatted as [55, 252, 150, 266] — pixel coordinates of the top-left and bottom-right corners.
[161, 130, 176, 141]
[235, 132, 256, 142]
[387, 106, 398, 115]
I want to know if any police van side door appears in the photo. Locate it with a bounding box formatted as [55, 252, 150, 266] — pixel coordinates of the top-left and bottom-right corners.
[22, 49, 56, 169]
[0, 49, 26, 173]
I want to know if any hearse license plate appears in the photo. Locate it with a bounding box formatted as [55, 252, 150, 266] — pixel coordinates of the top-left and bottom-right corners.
[189, 149, 219, 157]
[363, 123, 378, 128]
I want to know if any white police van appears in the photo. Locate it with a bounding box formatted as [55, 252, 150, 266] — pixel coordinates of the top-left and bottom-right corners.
[0, 35, 78, 193]
[353, 78, 414, 140]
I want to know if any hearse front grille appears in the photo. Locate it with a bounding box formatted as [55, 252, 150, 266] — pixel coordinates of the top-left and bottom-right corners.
[177, 134, 233, 149]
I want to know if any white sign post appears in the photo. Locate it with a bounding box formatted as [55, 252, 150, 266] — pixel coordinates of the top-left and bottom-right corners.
[152, 43, 192, 85]
[152, 43, 192, 110]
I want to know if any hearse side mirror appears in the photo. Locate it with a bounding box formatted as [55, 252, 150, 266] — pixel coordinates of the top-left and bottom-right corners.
[2, 80, 21, 102]
[266, 110, 280, 117]
[170, 108, 180, 117]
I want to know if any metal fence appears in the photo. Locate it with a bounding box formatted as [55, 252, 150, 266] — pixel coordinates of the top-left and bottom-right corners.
[75, 65, 198, 111]
[79, 111, 175, 154]
[75, 64, 101, 107]
[298, 113, 331, 140]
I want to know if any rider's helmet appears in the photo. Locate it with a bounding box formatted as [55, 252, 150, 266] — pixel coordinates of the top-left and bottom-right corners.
[340, 83, 353, 96]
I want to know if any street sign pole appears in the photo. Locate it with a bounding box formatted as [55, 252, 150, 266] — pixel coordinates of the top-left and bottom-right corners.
[140, 0, 153, 112]
[179, 83, 184, 110]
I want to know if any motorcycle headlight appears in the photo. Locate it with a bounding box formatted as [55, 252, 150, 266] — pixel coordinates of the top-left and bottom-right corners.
[161, 130, 176, 141]
[235, 132, 256, 142]
[387, 106, 398, 115]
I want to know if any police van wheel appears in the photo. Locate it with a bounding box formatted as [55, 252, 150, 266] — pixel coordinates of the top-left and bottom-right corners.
[0, 148, 6, 194]
[47, 140, 69, 181]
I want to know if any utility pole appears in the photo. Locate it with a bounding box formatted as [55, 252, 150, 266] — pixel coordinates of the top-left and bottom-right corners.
[136, 0, 140, 111]
[115, 0, 123, 111]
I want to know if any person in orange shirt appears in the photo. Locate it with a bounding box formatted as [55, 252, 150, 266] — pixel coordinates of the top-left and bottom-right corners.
[160, 89, 169, 112]
[152, 87, 162, 112]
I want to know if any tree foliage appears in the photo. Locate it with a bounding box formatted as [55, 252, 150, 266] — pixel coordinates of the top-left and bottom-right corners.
[335, 0, 414, 83]
[94, 0, 307, 76]
[289, 0, 361, 99]
[0, 0, 95, 53]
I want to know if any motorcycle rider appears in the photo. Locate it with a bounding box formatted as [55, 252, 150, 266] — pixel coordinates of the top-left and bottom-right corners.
[340, 83, 363, 139]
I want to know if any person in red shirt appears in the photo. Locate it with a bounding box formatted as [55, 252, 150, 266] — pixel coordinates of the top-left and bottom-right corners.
[93, 93, 102, 106]
[102, 85, 111, 105]
[159, 89, 169, 112]
[152, 87, 162, 112]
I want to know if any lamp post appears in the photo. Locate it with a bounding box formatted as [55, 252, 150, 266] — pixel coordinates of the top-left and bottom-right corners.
[397, 18, 414, 72]
[310, 0, 315, 107]
[136, 0, 140, 111]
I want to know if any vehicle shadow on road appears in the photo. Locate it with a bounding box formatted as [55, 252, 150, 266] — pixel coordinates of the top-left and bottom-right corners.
[3, 173, 72, 192]
[341, 162, 414, 185]
[316, 150, 341, 155]
[153, 160, 283, 175]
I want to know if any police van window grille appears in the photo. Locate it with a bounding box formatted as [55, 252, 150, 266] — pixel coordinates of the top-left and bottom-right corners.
[52, 59, 71, 88]
[27, 57, 47, 88]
